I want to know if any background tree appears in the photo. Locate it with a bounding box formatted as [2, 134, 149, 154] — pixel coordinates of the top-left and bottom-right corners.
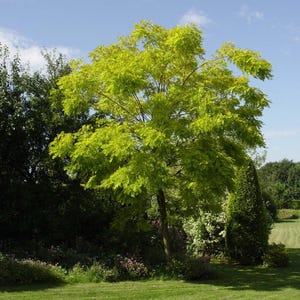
[258, 159, 300, 208]
[226, 159, 270, 264]
[0, 45, 115, 250]
[262, 190, 278, 221]
[287, 163, 300, 207]
[50, 21, 272, 263]
[0, 45, 35, 239]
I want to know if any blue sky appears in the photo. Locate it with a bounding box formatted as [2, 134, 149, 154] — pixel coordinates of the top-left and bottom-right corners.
[0, 0, 299, 163]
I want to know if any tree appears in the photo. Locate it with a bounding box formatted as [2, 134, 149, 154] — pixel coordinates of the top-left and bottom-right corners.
[258, 159, 299, 208]
[0, 45, 29, 184]
[50, 21, 272, 263]
[0, 45, 114, 248]
[287, 163, 300, 204]
[0, 45, 75, 190]
[225, 159, 269, 264]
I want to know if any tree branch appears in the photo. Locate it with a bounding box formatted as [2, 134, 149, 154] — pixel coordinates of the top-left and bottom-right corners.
[181, 66, 200, 87]
[133, 92, 146, 122]
[99, 91, 140, 122]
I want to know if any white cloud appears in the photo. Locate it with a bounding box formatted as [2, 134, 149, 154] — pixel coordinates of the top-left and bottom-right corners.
[180, 9, 211, 26]
[238, 5, 264, 23]
[0, 27, 79, 70]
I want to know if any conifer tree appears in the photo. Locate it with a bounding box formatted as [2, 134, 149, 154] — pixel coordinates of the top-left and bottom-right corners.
[226, 159, 269, 264]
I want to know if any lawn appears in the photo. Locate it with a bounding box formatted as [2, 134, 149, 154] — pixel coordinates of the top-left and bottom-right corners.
[1, 214, 300, 300]
[270, 210, 300, 248]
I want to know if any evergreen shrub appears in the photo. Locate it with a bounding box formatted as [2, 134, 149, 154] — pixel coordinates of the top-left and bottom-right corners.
[225, 160, 269, 265]
[263, 243, 289, 267]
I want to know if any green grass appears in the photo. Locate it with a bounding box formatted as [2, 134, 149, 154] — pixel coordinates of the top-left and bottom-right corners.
[1, 261, 300, 300]
[1, 213, 300, 299]
[269, 219, 300, 248]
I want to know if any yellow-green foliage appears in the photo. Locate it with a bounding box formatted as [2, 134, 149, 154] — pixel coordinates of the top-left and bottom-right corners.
[50, 20, 272, 217]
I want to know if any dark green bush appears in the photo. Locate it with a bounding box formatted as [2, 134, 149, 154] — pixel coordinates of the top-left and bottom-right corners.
[262, 191, 278, 221]
[0, 253, 65, 285]
[168, 256, 212, 281]
[263, 243, 289, 267]
[226, 160, 269, 265]
[0, 239, 104, 270]
[182, 256, 212, 281]
[292, 200, 300, 209]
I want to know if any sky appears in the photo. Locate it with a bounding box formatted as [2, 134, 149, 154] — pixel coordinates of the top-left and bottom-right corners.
[0, 0, 299, 163]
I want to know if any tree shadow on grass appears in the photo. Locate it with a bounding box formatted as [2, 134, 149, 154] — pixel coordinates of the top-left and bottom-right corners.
[0, 282, 66, 293]
[200, 248, 300, 292]
[276, 219, 298, 223]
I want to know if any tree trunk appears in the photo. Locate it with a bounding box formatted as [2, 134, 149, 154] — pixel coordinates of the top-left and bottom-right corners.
[157, 189, 172, 264]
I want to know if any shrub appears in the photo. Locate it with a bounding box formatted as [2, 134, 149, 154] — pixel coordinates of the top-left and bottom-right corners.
[167, 259, 186, 279]
[67, 263, 88, 283]
[226, 160, 270, 265]
[0, 253, 65, 285]
[182, 256, 212, 281]
[86, 261, 119, 282]
[64, 255, 148, 282]
[277, 209, 299, 220]
[66, 261, 120, 283]
[0, 239, 100, 269]
[168, 256, 212, 281]
[262, 191, 278, 221]
[263, 243, 289, 267]
[116, 255, 149, 279]
[292, 200, 300, 209]
[184, 211, 226, 256]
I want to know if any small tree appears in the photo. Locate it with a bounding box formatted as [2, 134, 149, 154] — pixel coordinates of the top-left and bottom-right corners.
[50, 21, 272, 264]
[225, 159, 269, 264]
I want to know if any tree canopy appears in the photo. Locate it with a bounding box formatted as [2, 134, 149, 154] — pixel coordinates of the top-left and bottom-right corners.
[0, 45, 113, 247]
[50, 21, 272, 262]
[258, 159, 300, 208]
